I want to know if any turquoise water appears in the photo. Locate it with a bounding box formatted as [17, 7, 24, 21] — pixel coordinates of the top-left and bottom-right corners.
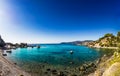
[5, 44, 114, 75]
[6, 44, 100, 66]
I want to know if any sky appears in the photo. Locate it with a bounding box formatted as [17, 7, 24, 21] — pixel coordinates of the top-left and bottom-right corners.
[0, 0, 120, 43]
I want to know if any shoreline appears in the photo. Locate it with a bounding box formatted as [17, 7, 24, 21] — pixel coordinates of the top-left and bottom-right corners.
[0, 45, 114, 76]
[89, 46, 118, 50]
[0, 49, 31, 76]
[2, 47, 99, 76]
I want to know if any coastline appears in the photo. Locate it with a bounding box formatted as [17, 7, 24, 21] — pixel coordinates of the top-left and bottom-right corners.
[89, 46, 118, 50]
[0, 44, 117, 76]
[0, 49, 31, 76]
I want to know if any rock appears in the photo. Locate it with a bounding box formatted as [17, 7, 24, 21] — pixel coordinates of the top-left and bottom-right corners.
[2, 54, 7, 56]
[94, 70, 103, 76]
[0, 35, 6, 48]
[83, 64, 89, 68]
[51, 69, 57, 75]
[37, 46, 40, 49]
[46, 68, 51, 71]
[71, 74, 77, 76]
[6, 50, 12, 53]
[90, 62, 94, 66]
[69, 61, 74, 64]
[88, 62, 95, 68]
[58, 71, 64, 76]
[51, 69, 57, 72]
[14, 63, 17, 65]
[44, 72, 48, 74]
[96, 58, 101, 64]
[19, 43, 28, 48]
[79, 66, 85, 71]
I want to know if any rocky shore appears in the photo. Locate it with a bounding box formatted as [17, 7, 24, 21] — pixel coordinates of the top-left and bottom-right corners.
[24, 61, 98, 76]
[0, 36, 30, 76]
[0, 49, 31, 76]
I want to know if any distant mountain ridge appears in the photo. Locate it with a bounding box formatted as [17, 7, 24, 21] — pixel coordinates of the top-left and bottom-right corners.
[61, 40, 94, 45]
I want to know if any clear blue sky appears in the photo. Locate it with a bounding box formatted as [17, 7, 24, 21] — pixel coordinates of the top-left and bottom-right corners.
[0, 0, 120, 43]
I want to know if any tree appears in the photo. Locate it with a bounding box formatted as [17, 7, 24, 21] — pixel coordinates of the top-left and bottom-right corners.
[104, 33, 114, 37]
[117, 32, 120, 37]
[117, 32, 120, 42]
[117, 43, 120, 52]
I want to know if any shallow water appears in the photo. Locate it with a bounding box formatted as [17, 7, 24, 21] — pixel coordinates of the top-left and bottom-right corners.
[5, 44, 115, 75]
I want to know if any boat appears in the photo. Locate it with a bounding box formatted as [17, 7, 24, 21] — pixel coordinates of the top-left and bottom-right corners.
[70, 50, 74, 54]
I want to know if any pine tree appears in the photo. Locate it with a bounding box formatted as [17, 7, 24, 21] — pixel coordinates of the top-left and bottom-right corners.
[117, 32, 120, 42]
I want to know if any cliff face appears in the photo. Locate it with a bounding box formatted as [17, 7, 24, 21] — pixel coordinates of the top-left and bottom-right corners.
[0, 36, 6, 47]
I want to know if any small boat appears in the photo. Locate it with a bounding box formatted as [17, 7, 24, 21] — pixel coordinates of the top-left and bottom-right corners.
[70, 50, 74, 54]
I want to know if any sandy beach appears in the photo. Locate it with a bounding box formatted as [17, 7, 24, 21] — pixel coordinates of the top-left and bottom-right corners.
[0, 49, 31, 76]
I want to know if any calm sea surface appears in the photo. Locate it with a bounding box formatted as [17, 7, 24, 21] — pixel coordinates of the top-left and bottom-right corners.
[5, 44, 114, 75]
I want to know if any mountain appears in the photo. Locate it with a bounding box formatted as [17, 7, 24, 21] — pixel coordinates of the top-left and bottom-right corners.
[61, 40, 93, 45]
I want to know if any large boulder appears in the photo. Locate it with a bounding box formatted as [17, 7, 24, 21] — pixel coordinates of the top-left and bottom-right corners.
[0, 36, 6, 47]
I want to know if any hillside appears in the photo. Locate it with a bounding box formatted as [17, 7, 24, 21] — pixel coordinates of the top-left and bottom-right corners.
[87, 32, 120, 48]
[88, 32, 120, 76]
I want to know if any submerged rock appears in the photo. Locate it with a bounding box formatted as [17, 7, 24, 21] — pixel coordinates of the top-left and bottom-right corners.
[51, 69, 57, 74]
[51, 70, 57, 72]
[37, 46, 40, 49]
[46, 68, 51, 71]
[70, 74, 77, 76]
[6, 50, 12, 53]
[57, 71, 64, 76]
[79, 66, 85, 71]
[44, 71, 48, 74]
[69, 61, 74, 64]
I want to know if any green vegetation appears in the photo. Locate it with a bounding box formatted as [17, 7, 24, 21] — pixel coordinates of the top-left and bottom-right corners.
[117, 32, 120, 42]
[108, 51, 120, 66]
[104, 33, 114, 37]
[97, 32, 120, 47]
[106, 44, 120, 67]
[90, 32, 120, 76]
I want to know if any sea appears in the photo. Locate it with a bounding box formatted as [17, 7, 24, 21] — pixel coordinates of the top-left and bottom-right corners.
[5, 44, 114, 75]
